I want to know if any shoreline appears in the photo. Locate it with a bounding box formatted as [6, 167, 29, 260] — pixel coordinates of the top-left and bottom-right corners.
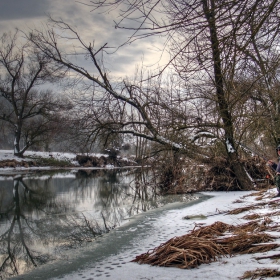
[0, 165, 143, 176]
[12, 189, 280, 280]
[11, 193, 210, 280]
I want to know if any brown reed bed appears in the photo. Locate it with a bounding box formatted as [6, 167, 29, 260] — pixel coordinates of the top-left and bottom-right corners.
[242, 210, 280, 225]
[231, 220, 267, 233]
[227, 200, 270, 215]
[256, 253, 280, 260]
[227, 205, 260, 215]
[132, 236, 228, 269]
[132, 221, 276, 269]
[241, 268, 280, 279]
[254, 195, 264, 201]
[265, 210, 280, 217]
[244, 243, 279, 254]
[242, 213, 261, 220]
[215, 232, 275, 254]
[190, 221, 233, 237]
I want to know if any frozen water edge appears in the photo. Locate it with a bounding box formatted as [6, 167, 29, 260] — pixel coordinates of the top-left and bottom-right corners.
[12, 190, 279, 280]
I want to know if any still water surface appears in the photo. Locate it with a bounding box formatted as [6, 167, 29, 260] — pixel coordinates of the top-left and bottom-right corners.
[0, 168, 195, 279]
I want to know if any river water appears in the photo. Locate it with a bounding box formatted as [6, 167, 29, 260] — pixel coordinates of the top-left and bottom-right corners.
[0, 168, 200, 279]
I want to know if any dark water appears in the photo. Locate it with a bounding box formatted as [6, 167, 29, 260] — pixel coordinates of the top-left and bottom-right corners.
[0, 168, 195, 279]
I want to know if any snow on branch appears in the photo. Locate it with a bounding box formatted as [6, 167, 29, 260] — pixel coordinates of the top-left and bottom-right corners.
[226, 139, 235, 153]
[190, 131, 216, 143]
[156, 135, 183, 149]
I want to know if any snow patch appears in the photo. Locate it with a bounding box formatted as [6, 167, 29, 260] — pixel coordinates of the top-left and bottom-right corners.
[226, 139, 235, 153]
[156, 136, 183, 149]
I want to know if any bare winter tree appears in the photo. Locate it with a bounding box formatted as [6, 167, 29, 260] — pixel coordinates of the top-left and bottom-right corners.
[86, 0, 280, 189]
[0, 31, 69, 157]
[28, 0, 280, 190]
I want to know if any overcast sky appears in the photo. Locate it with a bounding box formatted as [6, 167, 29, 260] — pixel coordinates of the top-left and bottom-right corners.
[0, 0, 168, 78]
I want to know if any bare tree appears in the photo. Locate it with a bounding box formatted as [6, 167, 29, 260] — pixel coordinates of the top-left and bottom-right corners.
[0, 31, 69, 157]
[86, 0, 280, 189]
[28, 0, 280, 190]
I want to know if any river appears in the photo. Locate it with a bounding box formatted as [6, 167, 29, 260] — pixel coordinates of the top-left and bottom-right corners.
[0, 168, 200, 279]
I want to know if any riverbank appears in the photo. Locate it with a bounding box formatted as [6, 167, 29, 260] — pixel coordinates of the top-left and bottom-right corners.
[0, 150, 138, 172]
[11, 187, 280, 280]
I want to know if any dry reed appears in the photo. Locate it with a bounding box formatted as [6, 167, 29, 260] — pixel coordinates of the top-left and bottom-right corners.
[241, 268, 280, 279]
[227, 205, 258, 215]
[232, 220, 266, 232]
[244, 244, 279, 254]
[242, 213, 261, 220]
[132, 221, 275, 269]
[132, 235, 228, 268]
[216, 232, 275, 254]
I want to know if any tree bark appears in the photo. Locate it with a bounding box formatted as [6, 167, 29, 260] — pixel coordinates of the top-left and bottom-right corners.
[14, 123, 23, 157]
[202, 0, 252, 190]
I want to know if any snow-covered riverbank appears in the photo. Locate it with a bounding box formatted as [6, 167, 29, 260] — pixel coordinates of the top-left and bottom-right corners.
[0, 150, 138, 172]
[11, 188, 280, 280]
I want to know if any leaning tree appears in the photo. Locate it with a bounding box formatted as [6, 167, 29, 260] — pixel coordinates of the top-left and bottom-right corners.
[28, 0, 280, 190]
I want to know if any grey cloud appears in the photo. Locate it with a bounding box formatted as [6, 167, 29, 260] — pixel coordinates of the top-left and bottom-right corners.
[0, 0, 51, 21]
[0, 0, 166, 78]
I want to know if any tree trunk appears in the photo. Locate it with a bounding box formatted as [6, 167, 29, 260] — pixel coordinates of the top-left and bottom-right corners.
[14, 134, 21, 157]
[14, 123, 23, 157]
[202, 0, 252, 190]
[228, 152, 252, 190]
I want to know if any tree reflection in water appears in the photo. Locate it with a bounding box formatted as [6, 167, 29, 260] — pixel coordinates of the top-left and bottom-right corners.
[0, 168, 159, 279]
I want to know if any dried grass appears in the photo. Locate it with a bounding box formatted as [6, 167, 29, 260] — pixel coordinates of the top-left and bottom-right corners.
[227, 205, 259, 215]
[256, 253, 280, 260]
[244, 244, 279, 254]
[132, 236, 228, 269]
[242, 211, 280, 224]
[268, 199, 280, 206]
[132, 187, 280, 272]
[242, 213, 261, 220]
[191, 221, 232, 238]
[266, 210, 280, 217]
[232, 220, 266, 233]
[132, 221, 275, 269]
[216, 232, 275, 254]
[241, 268, 280, 279]
[227, 200, 268, 215]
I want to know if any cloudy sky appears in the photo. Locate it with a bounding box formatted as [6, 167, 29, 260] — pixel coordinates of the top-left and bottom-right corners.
[0, 0, 168, 78]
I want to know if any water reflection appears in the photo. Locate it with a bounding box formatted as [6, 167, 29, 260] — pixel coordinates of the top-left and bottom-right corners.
[0, 168, 190, 279]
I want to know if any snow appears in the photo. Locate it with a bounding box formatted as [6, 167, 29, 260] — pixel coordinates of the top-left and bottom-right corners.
[0, 150, 111, 163]
[0, 150, 111, 170]
[226, 138, 236, 153]
[105, 164, 115, 168]
[190, 131, 215, 142]
[0, 150, 65, 162]
[156, 135, 183, 149]
[15, 188, 280, 280]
